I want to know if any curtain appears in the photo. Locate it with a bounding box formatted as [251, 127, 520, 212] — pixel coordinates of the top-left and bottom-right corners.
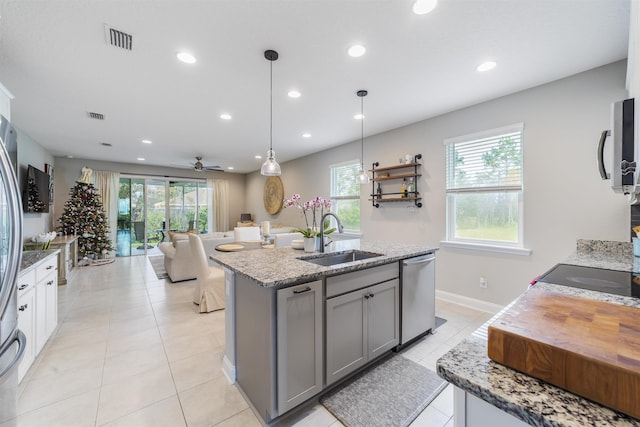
[92, 170, 120, 251]
[208, 178, 229, 232]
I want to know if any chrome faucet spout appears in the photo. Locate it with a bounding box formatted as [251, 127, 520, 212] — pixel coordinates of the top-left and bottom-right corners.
[320, 213, 344, 253]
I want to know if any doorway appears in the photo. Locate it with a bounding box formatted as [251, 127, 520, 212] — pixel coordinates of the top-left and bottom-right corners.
[116, 176, 209, 257]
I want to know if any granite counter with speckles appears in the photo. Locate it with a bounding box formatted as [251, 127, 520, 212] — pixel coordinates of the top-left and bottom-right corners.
[210, 239, 437, 288]
[436, 239, 640, 426]
[20, 249, 59, 273]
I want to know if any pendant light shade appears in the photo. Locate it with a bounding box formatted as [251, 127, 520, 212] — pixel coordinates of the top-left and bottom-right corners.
[357, 90, 370, 184]
[261, 49, 282, 176]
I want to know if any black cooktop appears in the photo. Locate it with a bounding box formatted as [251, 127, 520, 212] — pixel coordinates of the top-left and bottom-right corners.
[536, 263, 640, 298]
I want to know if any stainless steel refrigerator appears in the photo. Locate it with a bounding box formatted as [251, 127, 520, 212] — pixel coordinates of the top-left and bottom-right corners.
[0, 115, 25, 422]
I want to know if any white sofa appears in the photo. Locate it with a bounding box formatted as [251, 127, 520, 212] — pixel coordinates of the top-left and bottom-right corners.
[158, 232, 234, 282]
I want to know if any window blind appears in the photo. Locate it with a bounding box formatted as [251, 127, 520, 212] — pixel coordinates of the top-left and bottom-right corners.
[446, 124, 523, 193]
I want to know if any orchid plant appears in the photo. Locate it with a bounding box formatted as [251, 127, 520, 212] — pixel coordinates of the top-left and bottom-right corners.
[31, 231, 57, 250]
[283, 194, 336, 238]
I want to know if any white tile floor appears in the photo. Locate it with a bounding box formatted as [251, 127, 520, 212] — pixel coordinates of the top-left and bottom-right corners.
[6, 256, 495, 427]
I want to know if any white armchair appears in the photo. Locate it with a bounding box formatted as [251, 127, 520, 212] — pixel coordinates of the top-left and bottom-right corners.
[189, 234, 225, 313]
[158, 232, 233, 282]
[274, 232, 303, 247]
[234, 226, 261, 242]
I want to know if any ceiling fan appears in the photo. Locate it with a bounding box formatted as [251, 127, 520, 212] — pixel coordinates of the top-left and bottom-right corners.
[191, 156, 223, 172]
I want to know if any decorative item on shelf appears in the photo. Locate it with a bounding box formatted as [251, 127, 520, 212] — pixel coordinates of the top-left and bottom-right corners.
[30, 231, 57, 250]
[283, 194, 336, 242]
[369, 154, 423, 208]
[260, 49, 282, 176]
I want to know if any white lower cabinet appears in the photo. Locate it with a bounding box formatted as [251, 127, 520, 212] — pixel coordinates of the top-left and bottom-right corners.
[276, 280, 323, 413]
[17, 253, 58, 382]
[454, 387, 529, 427]
[16, 271, 36, 383]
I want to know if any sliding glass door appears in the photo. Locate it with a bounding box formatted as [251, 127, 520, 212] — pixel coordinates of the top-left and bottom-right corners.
[116, 176, 208, 257]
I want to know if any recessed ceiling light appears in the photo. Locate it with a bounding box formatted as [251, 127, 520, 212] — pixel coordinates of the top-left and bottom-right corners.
[137, 157, 145, 161]
[477, 61, 497, 72]
[220, 113, 232, 120]
[412, 0, 438, 15]
[142, 139, 152, 144]
[288, 90, 301, 98]
[302, 133, 312, 138]
[66, 155, 74, 159]
[354, 113, 365, 120]
[176, 51, 196, 64]
[227, 166, 234, 170]
[348, 45, 366, 58]
[255, 155, 262, 159]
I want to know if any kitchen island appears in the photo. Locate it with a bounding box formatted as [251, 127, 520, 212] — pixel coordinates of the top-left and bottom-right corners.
[436, 240, 640, 427]
[210, 239, 437, 425]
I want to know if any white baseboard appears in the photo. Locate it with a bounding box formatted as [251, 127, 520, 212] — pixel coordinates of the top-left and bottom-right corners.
[222, 355, 236, 384]
[436, 290, 504, 314]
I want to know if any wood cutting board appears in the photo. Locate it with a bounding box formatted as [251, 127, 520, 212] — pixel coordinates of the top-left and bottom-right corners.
[488, 287, 640, 419]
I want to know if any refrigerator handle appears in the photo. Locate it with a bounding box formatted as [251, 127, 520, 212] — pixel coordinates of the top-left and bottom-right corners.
[403, 255, 436, 265]
[0, 329, 26, 382]
[597, 129, 611, 180]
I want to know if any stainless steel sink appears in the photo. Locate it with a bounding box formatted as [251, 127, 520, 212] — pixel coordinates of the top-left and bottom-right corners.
[298, 250, 382, 266]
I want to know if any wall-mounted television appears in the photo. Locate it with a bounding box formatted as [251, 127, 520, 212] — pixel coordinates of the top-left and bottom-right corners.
[23, 164, 50, 213]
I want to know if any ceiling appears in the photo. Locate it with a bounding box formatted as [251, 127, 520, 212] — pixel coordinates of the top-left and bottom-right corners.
[0, 0, 631, 174]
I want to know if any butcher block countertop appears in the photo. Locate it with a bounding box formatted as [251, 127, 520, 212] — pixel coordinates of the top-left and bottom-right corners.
[436, 240, 640, 426]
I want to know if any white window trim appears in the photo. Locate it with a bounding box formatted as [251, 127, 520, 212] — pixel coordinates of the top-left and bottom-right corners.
[329, 159, 361, 233]
[444, 123, 528, 252]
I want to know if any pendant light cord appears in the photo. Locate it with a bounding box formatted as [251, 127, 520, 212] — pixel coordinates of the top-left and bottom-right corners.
[361, 94, 364, 167]
[270, 59, 273, 153]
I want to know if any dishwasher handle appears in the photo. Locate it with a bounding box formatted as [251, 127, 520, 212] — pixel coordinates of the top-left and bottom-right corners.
[403, 255, 435, 266]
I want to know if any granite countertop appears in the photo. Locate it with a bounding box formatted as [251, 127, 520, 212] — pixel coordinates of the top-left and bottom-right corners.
[20, 249, 60, 273]
[210, 239, 437, 288]
[436, 239, 640, 426]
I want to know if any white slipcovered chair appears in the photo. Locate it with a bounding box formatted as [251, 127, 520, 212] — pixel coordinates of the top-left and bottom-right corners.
[274, 232, 303, 247]
[188, 233, 225, 313]
[234, 226, 261, 242]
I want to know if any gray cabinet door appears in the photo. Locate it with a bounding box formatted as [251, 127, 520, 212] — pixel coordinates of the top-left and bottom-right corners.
[325, 287, 367, 386]
[367, 279, 399, 358]
[277, 280, 323, 413]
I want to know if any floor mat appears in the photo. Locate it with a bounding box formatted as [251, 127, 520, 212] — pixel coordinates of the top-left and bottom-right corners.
[320, 354, 447, 427]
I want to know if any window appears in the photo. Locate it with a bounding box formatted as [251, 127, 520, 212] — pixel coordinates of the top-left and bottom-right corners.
[445, 123, 524, 248]
[330, 160, 361, 232]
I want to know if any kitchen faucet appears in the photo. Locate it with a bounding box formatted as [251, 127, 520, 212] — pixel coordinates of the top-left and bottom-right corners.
[320, 212, 344, 253]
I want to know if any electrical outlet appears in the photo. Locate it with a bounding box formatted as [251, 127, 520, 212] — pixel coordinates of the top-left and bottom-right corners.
[479, 276, 488, 289]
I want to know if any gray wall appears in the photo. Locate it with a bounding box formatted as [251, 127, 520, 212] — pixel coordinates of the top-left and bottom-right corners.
[246, 60, 630, 306]
[15, 126, 55, 240]
[53, 157, 246, 232]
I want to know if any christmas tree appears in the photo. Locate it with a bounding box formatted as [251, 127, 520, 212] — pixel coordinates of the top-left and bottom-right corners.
[58, 181, 113, 258]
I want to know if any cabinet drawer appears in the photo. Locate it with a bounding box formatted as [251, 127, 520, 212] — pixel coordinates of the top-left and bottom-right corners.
[326, 263, 398, 298]
[17, 269, 35, 294]
[36, 257, 57, 281]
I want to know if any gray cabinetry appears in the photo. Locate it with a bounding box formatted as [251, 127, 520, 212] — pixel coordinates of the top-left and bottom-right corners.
[276, 280, 323, 413]
[326, 263, 399, 386]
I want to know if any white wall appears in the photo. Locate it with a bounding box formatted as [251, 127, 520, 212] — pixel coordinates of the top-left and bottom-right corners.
[54, 157, 246, 232]
[246, 60, 630, 306]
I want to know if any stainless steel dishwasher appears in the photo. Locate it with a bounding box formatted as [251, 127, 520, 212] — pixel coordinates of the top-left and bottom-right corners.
[400, 253, 436, 345]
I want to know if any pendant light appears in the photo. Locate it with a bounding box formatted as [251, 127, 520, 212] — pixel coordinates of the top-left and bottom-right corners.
[357, 90, 370, 184]
[261, 49, 282, 176]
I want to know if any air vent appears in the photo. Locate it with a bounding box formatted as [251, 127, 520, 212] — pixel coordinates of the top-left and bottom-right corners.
[100, 142, 112, 147]
[104, 24, 133, 51]
[88, 112, 105, 120]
